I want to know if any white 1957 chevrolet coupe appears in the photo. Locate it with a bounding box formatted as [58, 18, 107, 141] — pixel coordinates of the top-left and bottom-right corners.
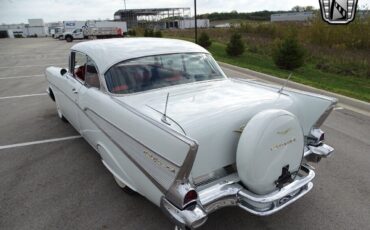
[45, 38, 336, 229]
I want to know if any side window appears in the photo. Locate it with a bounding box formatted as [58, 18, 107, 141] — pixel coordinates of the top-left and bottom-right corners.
[73, 52, 87, 82]
[85, 57, 100, 88]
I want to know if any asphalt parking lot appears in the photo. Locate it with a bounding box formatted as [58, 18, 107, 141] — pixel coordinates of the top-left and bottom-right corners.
[0, 38, 369, 230]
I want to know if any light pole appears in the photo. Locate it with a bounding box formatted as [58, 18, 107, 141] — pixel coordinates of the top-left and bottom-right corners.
[194, 0, 198, 43]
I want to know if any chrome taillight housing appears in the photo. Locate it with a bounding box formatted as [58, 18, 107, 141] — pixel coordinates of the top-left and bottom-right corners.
[183, 189, 198, 208]
[307, 128, 325, 146]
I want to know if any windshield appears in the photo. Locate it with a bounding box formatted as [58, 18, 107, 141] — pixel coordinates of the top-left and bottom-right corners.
[105, 53, 225, 94]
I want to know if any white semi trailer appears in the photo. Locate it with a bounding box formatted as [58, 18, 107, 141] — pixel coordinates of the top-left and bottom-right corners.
[62, 21, 127, 42]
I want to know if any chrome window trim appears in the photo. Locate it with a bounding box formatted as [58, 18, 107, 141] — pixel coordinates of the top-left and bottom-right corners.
[105, 78, 226, 98]
[84, 56, 102, 89]
[70, 49, 107, 92]
[103, 52, 227, 96]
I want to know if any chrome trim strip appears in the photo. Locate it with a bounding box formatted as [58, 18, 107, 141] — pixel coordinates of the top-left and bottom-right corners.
[84, 108, 182, 168]
[112, 98, 198, 181]
[313, 101, 337, 128]
[49, 82, 182, 167]
[111, 98, 201, 209]
[83, 108, 172, 194]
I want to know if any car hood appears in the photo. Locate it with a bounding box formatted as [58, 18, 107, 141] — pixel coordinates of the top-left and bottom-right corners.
[116, 79, 297, 177]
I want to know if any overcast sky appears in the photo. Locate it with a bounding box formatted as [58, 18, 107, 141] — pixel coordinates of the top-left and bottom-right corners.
[1, 0, 369, 24]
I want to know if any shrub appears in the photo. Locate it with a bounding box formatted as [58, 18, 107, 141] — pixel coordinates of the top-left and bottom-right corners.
[272, 35, 305, 70]
[226, 33, 245, 56]
[154, 30, 162, 37]
[198, 32, 212, 48]
[144, 29, 154, 37]
[127, 29, 136, 36]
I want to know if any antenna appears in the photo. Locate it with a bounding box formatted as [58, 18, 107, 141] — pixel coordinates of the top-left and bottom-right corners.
[278, 73, 292, 94]
[161, 93, 171, 125]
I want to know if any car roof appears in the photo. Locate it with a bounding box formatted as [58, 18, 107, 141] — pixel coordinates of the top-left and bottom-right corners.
[71, 38, 209, 74]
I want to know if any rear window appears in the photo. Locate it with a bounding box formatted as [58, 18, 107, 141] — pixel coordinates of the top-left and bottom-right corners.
[104, 53, 225, 94]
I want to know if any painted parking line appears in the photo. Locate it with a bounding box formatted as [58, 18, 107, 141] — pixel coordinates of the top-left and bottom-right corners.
[0, 63, 66, 69]
[0, 74, 44, 80]
[0, 93, 47, 100]
[0, 136, 82, 150]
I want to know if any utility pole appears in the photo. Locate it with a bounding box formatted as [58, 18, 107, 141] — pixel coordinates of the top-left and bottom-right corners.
[194, 0, 198, 43]
[124, 0, 126, 10]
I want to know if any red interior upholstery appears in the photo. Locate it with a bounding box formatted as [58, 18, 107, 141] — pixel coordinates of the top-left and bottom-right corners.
[75, 65, 86, 81]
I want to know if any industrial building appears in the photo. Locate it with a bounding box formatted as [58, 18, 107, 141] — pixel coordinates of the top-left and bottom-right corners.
[1, 7, 210, 39]
[0, 23, 26, 38]
[0, 19, 48, 38]
[271, 12, 315, 22]
[114, 8, 209, 29]
[27, 19, 48, 37]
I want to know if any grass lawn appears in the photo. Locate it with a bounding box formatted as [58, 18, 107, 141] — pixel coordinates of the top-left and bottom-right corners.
[165, 32, 370, 102]
[208, 42, 370, 102]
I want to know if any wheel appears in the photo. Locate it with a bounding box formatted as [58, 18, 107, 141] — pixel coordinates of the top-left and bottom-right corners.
[66, 36, 73, 42]
[55, 97, 67, 122]
[114, 176, 136, 195]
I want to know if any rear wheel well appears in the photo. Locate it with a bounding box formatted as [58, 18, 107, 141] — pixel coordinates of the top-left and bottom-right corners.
[48, 87, 55, 101]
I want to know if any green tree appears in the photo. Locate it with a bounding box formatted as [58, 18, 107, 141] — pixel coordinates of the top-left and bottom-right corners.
[198, 32, 212, 48]
[272, 35, 305, 70]
[226, 33, 245, 56]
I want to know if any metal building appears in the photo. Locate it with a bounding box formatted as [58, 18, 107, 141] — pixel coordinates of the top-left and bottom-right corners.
[271, 12, 315, 22]
[27, 19, 48, 37]
[114, 8, 191, 29]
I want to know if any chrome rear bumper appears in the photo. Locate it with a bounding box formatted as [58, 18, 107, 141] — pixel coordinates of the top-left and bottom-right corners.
[304, 143, 334, 163]
[162, 165, 315, 229]
[198, 165, 315, 216]
[162, 143, 334, 229]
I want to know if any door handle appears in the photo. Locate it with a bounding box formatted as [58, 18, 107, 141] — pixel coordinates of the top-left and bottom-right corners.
[72, 88, 78, 94]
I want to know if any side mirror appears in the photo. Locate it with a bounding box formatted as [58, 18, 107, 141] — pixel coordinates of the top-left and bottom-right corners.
[60, 68, 67, 76]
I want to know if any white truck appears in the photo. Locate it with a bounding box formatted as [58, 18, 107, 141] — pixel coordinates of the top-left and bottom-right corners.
[57, 21, 86, 40]
[52, 27, 64, 39]
[62, 21, 127, 42]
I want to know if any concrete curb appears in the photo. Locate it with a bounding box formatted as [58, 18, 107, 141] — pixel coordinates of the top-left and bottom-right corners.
[219, 61, 370, 115]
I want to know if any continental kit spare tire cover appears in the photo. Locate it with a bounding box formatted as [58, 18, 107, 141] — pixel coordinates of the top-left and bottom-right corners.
[236, 109, 304, 195]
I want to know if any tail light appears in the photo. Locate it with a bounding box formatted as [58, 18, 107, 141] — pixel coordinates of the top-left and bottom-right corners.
[183, 190, 198, 208]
